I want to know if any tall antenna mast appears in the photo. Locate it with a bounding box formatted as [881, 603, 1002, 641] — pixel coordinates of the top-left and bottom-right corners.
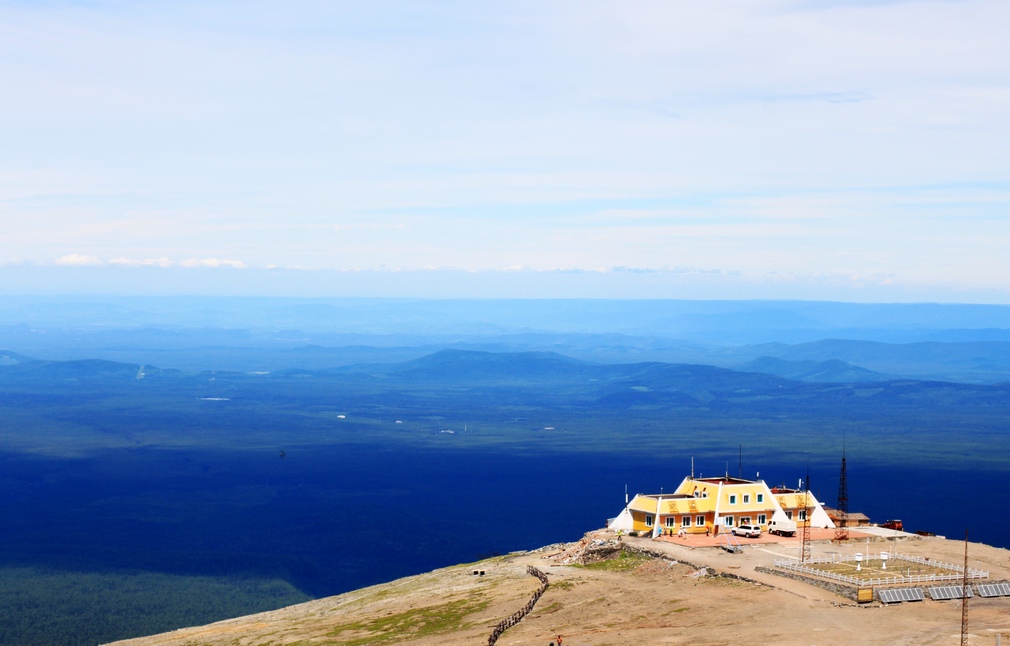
[800, 467, 811, 563]
[835, 440, 849, 542]
[961, 529, 970, 646]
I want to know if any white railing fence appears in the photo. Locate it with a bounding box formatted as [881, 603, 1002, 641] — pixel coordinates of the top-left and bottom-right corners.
[772, 552, 988, 587]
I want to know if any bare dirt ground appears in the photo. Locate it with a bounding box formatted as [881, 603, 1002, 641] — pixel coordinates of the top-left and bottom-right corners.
[106, 530, 1010, 646]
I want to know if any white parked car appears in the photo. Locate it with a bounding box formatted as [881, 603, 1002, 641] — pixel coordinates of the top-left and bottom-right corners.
[731, 524, 762, 538]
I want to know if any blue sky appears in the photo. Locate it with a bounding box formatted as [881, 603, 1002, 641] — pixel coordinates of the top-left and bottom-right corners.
[1, 0, 1008, 301]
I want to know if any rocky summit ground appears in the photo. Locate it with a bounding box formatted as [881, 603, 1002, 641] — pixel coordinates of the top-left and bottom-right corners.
[107, 530, 1010, 646]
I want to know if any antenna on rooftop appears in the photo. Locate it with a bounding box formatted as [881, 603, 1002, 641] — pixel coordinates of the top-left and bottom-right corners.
[691, 456, 695, 479]
[624, 484, 628, 505]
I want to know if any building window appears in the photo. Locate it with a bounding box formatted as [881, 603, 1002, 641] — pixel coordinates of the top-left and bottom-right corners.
[729, 494, 737, 504]
[702, 491, 708, 498]
[724, 516, 734, 527]
[646, 515, 654, 527]
[785, 511, 793, 520]
[682, 516, 691, 527]
[743, 494, 750, 504]
[799, 510, 807, 521]
[757, 493, 764, 503]
[666, 517, 677, 528]
[758, 514, 767, 524]
[696, 515, 705, 526]
[740, 517, 751, 525]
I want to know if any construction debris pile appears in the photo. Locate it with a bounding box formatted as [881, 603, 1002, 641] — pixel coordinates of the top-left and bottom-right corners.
[544, 531, 623, 566]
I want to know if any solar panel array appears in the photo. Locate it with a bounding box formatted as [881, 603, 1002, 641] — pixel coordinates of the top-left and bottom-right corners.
[878, 588, 925, 604]
[928, 585, 973, 601]
[977, 583, 1010, 598]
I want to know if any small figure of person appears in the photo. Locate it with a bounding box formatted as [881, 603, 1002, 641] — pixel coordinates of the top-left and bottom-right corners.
[705, 525, 711, 537]
[557, 635, 563, 646]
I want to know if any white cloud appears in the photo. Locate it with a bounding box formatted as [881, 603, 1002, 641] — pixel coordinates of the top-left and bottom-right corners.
[108, 257, 173, 268]
[48, 255, 247, 269]
[54, 254, 104, 266]
[179, 258, 247, 269]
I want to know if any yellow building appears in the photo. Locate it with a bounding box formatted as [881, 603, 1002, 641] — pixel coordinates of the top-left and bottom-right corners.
[608, 475, 835, 536]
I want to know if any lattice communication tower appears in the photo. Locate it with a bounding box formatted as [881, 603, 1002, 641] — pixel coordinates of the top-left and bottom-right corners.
[800, 469, 811, 563]
[835, 447, 849, 542]
[961, 529, 970, 646]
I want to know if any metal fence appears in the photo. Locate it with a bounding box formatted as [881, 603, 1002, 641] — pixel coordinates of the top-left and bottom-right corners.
[772, 552, 988, 587]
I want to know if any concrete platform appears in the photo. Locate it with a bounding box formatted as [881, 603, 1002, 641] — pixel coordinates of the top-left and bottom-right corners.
[849, 525, 928, 540]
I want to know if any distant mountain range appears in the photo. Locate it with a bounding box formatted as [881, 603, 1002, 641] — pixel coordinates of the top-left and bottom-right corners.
[2, 297, 1010, 383]
[310, 337, 1010, 386]
[0, 297, 1009, 386]
[354, 349, 1010, 412]
[0, 350, 31, 366]
[3, 347, 992, 417]
[737, 357, 888, 383]
[722, 339, 1010, 384]
[3, 296, 1010, 339]
[4, 330, 1010, 384]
